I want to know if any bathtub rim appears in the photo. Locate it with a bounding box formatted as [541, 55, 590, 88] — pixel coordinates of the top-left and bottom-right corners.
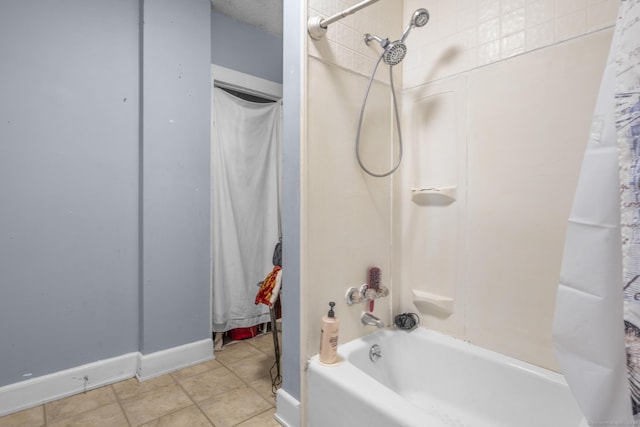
[307, 326, 582, 427]
[338, 326, 569, 387]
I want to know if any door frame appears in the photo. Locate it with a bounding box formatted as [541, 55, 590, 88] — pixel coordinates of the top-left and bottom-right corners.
[211, 64, 283, 101]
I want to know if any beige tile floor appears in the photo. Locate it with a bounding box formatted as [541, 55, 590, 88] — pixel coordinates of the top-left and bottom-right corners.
[0, 332, 282, 427]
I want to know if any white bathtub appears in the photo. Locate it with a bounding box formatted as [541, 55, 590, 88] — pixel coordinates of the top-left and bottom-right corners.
[307, 328, 583, 427]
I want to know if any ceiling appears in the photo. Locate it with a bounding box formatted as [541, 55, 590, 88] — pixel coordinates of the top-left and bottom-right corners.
[211, 0, 283, 37]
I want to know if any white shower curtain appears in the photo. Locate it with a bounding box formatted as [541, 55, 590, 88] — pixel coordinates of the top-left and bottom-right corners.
[553, 1, 640, 425]
[211, 87, 281, 332]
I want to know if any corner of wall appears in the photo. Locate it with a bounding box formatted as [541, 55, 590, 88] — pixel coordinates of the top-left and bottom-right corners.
[0, 337, 214, 417]
[275, 388, 301, 427]
[136, 338, 214, 381]
[0, 353, 138, 418]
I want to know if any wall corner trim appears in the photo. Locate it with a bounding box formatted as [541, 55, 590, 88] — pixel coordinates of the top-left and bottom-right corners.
[275, 388, 301, 427]
[0, 352, 138, 417]
[0, 338, 214, 417]
[136, 338, 214, 382]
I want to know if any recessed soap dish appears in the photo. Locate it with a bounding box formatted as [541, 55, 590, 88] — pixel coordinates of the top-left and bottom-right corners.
[412, 289, 454, 314]
[411, 186, 456, 204]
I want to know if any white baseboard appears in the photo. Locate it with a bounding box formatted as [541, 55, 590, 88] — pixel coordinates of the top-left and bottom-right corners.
[275, 388, 301, 427]
[0, 352, 138, 417]
[136, 338, 214, 381]
[0, 338, 214, 417]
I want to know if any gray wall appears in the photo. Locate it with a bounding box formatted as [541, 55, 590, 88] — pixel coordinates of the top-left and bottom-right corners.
[141, 0, 211, 354]
[0, 0, 211, 388]
[211, 11, 283, 84]
[0, 0, 140, 387]
[281, 0, 302, 402]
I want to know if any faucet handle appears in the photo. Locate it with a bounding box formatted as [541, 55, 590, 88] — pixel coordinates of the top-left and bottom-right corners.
[345, 286, 363, 305]
[363, 287, 378, 301]
[346, 283, 390, 305]
[376, 285, 389, 298]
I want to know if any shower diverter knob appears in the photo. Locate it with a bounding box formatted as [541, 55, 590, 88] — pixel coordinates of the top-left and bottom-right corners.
[345, 286, 363, 305]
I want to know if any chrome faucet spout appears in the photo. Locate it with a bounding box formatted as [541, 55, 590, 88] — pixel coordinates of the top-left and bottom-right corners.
[361, 312, 384, 328]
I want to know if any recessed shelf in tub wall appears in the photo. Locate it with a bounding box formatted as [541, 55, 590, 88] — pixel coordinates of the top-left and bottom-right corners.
[411, 186, 456, 205]
[412, 289, 454, 315]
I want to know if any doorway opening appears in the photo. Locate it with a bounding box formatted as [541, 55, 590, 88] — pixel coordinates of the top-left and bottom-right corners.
[210, 65, 283, 393]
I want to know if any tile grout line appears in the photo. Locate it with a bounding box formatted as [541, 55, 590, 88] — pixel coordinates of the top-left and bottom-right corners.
[235, 336, 279, 424]
[114, 375, 195, 427]
[244, 332, 281, 402]
[236, 407, 280, 427]
[128, 375, 213, 427]
[196, 342, 269, 427]
[110, 383, 134, 427]
[206, 336, 278, 426]
[44, 385, 123, 427]
[171, 369, 217, 427]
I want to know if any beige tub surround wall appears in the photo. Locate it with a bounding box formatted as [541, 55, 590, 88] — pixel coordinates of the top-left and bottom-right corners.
[397, 76, 468, 339]
[304, 1, 402, 360]
[465, 31, 612, 369]
[306, 57, 393, 357]
[399, 0, 617, 371]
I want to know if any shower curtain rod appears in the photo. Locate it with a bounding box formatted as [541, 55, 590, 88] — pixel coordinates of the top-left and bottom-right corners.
[307, 0, 381, 40]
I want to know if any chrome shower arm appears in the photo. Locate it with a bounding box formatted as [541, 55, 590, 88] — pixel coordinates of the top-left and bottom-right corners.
[308, 0, 381, 40]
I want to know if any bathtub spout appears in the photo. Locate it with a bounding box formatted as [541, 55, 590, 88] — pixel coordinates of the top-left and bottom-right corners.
[361, 312, 384, 328]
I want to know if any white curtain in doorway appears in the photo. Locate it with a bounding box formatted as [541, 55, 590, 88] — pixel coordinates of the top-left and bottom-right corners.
[211, 87, 281, 332]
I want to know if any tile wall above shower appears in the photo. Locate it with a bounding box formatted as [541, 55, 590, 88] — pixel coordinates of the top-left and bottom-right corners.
[307, 0, 402, 83]
[403, 0, 619, 88]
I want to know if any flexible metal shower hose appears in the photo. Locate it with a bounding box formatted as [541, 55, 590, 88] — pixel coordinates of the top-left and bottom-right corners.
[355, 53, 404, 178]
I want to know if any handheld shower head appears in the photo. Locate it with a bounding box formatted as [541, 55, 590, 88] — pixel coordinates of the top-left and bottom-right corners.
[400, 8, 430, 42]
[412, 8, 430, 27]
[383, 42, 407, 66]
[363, 8, 430, 66]
[356, 8, 432, 177]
